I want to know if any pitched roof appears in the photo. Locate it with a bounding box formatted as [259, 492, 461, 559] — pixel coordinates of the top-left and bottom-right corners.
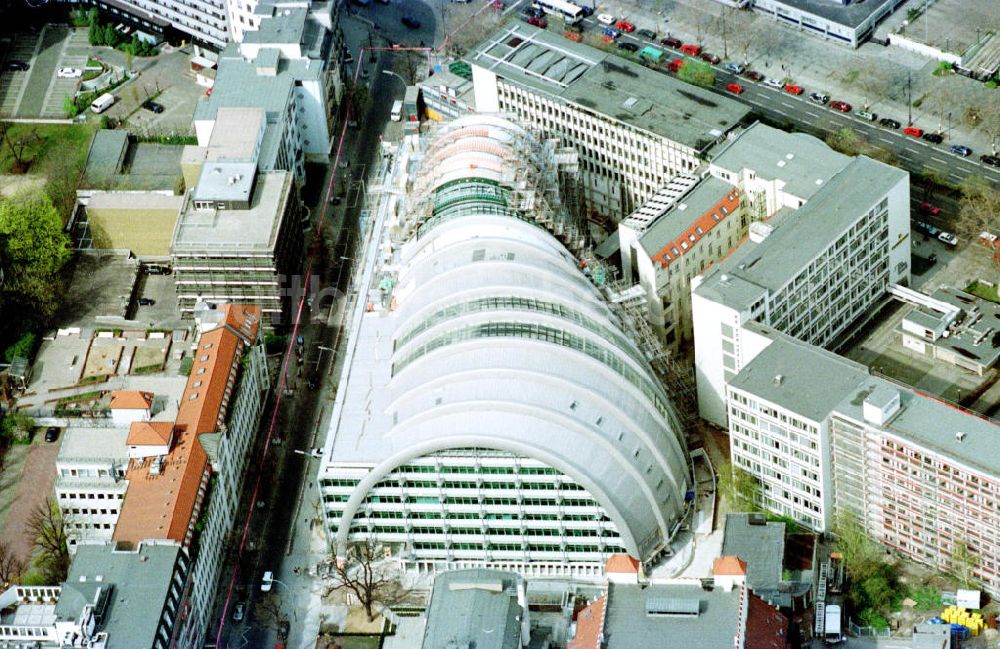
[114, 305, 261, 547]
[713, 555, 748, 576]
[110, 390, 154, 410]
[743, 592, 788, 649]
[126, 421, 174, 447]
[568, 595, 606, 649]
[605, 554, 640, 574]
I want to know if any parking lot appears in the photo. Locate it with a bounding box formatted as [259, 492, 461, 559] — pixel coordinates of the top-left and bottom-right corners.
[1, 25, 203, 129]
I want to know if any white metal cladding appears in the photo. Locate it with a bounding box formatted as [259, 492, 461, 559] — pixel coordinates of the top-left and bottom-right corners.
[327, 114, 691, 564]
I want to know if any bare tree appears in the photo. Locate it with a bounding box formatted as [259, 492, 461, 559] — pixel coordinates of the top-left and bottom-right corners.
[254, 592, 289, 633]
[325, 539, 406, 622]
[727, 11, 761, 66]
[443, 2, 502, 56]
[0, 540, 25, 587]
[394, 51, 424, 86]
[972, 100, 1000, 154]
[0, 123, 40, 174]
[956, 176, 1000, 263]
[843, 67, 891, 110]
[24, 498, 70, 585]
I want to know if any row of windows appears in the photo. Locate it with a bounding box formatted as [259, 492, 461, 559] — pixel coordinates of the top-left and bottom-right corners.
[58, 490, 124, 501]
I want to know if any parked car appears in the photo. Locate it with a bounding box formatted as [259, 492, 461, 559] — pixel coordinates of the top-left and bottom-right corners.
[903, 126, 923, 138]
[579, 5, 594, 16]
[614, 20, 635, 32]
[918, 201, 942, 216]
[724, 62, 745, 74]
[138, 297, 156, 306]
[232, 603, 246, 622]
[981, 154, 1000, 167]
[527, 15, 547, 27]
[878, 117, 901, 129]
[699, 52, 720, 64]
[279, 621, 290, 639]
[829, 100, 851, 112]
[743, 70, 764, 82]
[142, 100, 164, 113]
[525, 5, 544, 16]
[763, 78, 784, 89]
[856, 110, 877, 121]
[45, 427, 59, 443]
[4, 60, 29, 71]
[950, 144, 972, 157]
[601, 26, 620, 38]
[57, 67, 82, 78]
[637, 28, 656, 39]
[809, 92, 829, 104]
[783, 84, 804, 95]
[915, 221, 940, 237]
[400, 15, 421, 28]
[596, 13, 615, 25]
[938, 231, 958, 247]
[680, 43, 701, 55]
[725, 83, 744, 94]
[617, 41, 638, 52]
[261, 571, 274, 592]
[659, 36, 682, 48]
[922, 132, 943, 144]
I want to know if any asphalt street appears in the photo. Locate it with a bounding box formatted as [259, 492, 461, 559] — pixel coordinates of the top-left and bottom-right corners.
[515, 2, 1000, 191]
[212, 14, 402, 649]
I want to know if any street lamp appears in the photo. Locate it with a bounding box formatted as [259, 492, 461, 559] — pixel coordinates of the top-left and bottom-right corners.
[381, 69, 406, 91]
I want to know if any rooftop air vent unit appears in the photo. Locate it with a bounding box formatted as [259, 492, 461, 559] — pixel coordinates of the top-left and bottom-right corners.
[773, 374, 784, 385]
[956, 432, 967, 442]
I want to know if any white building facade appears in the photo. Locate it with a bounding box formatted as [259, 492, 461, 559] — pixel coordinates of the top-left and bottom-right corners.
[318, 115, 694, 578]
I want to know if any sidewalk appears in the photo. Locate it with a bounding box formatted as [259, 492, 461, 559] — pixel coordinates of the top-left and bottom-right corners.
[600, 0, 997, 157]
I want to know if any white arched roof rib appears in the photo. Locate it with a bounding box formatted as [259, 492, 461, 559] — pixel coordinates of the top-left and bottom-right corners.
[388, 328, 687, 478]
[428, 152, 509, 181]
[425, 137, 517, 169]
[384, 364, 688, 501]
[427, 167, 504, 191]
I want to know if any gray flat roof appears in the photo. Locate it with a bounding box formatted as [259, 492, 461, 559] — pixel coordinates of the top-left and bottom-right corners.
[192, 161, 258, 203]
[244, 6, 307, 44]
[84, 130, 129, 180]
[696, 156, 906, 310]
[467, 23, 751, 152]
[84, 131, 182, 191]
[709, 123, 850, 200]
[422, 569, 523, 649]
[836, 378, 1000, 476]
[193, 44, 322, 123]
[728, 331, 870, 422]
[603, 581, 740, 648]
[173, 171, 291, 252]
[639, 176, 733, 256]
[58, 426, 130, 464]
[913, 287, 1000, 369]
[56, 542, 180, 649]
[764, 0, 901, 28]
[721, 513, 785, 593]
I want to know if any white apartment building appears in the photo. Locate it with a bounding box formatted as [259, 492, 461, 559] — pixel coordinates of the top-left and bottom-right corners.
[318, 115, 693, 579]
[467, 23, 750, 219]
[692, 147, 910, 428]
[55, 427, 130, 551]
[65, 0, 230, 50]
[723, 332, 1000, 595]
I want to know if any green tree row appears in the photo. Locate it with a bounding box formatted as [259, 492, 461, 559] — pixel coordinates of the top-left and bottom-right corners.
[86, 9, 157, 56]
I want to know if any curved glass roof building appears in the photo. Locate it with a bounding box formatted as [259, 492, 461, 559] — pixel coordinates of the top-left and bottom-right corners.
[317, 115, 692, 575]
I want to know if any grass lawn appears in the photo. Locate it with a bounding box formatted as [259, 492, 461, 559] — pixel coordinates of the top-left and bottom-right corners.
[0, 123, 95, 175]
[330, 637, 381, 649]
[966, 280, 1000, 303]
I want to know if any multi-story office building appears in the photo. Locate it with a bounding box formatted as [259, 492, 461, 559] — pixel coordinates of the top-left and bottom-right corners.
[171, 169, 301, 321]
[692, 147, 909, 427]
[750, 0, 907, 48]
[0, 542, 189, 649]
[467, 23, 750, 219]
[105, 304, 266, 648]
[55, 426, 130, 550]
[318, 115, 693, 578]
[617, 123, 862, 352]
[192, 3, 340, 185]
[724, 333, 1000, 595]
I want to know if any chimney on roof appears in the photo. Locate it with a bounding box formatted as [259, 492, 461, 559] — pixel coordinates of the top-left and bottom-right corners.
[956, 431, 967, 442]
[773, 374, 784, 386]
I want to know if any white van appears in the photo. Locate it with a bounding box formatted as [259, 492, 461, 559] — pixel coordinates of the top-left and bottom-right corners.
[390, 99, 403, 122]
[90, 93, 115, 114]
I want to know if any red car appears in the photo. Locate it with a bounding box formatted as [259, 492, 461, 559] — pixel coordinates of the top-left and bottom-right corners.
[726, 83, 744, 94]
[903, 126, 924, 138]
[919, 201, 942, 216]
[680, 43, 701, 55]
[783, 84, 803, 95]
[615, 20, 635, 32]
[699, 52, 720, 64]
[668, 58, 685, 72]
[527, 15, 546, 27]
[829, 100, 852, 112]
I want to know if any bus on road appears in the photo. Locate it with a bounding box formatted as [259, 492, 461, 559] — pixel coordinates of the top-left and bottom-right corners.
[532, 0, 584, 24]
